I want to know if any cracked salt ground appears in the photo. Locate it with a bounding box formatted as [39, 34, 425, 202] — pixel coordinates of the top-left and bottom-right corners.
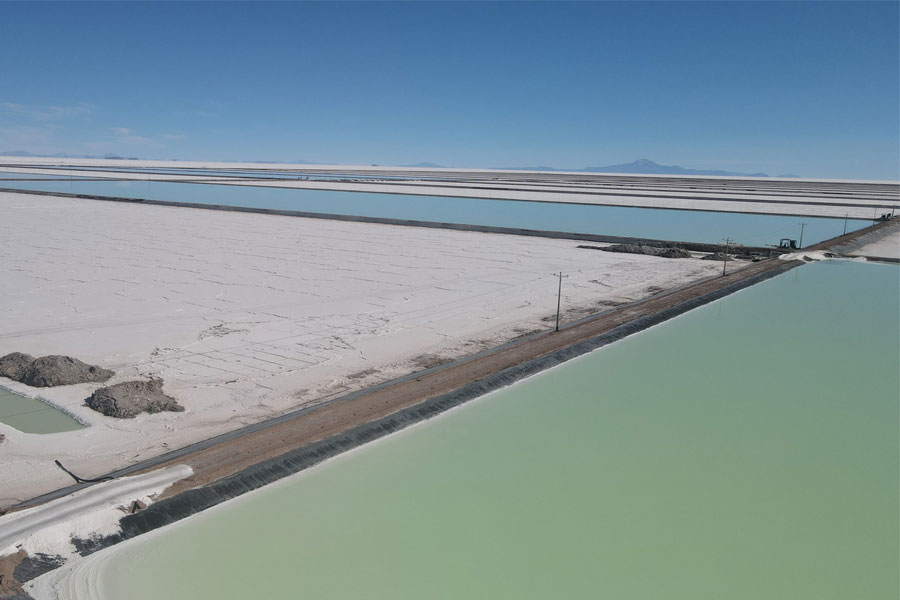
[0, 191, 725, 505]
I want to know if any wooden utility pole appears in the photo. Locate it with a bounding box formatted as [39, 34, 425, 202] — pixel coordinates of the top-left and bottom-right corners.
[722, 238, 733, 276]
[798, 223, 807, 249]
[555, 272, 567, 332]
[843, 214, 848, 235]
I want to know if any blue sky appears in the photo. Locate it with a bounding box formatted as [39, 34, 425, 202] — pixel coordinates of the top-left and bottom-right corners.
[1, 1, 897, 179]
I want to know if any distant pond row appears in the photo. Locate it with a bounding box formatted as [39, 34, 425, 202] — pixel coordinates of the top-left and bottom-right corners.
[0, 175, 871, 247]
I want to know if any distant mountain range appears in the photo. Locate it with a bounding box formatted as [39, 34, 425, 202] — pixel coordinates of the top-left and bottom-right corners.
[0, 152, 797, 178]
[371, 159, 796, 177]
[583, 158, 772, 177]
[499, 159, 797, 178]
[0, 150, 141, 160]
[398, 162, 447, 168]
[0, 151, 325, 163]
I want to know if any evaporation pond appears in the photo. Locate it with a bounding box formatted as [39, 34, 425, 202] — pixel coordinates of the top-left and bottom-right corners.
[84, 260, 900, 599]
[0, 177, 869, 246]
[0, 388, 83, 433]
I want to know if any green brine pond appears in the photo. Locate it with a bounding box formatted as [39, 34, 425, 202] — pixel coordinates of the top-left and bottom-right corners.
[68, 260, 898, 599]
[0, 388, 83, 434]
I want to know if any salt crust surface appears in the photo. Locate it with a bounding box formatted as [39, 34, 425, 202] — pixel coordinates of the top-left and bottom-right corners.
[0, 465, 192, 559]
[847, 229, 900, 260]
[0, 191, 724, 505]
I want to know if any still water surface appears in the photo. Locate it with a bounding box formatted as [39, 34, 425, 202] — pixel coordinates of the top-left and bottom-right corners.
[92, 260, 898, 600]
[0, 388, 83, 434]
[0, 178, 867, 247]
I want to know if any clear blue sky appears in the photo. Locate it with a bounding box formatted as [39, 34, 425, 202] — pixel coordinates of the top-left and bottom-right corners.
[1, 1, 897, 179]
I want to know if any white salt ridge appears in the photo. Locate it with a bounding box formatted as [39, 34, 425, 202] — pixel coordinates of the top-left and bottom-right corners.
[778, 250, 835, 262]
[26, 544, 109, 600]
[0, 465, 192, 560]
[1, 158, 896, 219]
[847, 227, 900, 260]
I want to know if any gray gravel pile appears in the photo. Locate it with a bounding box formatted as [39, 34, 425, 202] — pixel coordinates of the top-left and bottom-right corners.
[0, 353, 114, 387]
[702, 252, 734, 261]
[601, 244, 693, 259]
[87, 379, 184, 419]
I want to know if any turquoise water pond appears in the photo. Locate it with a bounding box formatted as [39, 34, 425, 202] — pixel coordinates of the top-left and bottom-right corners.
[0, 177, 868, 247]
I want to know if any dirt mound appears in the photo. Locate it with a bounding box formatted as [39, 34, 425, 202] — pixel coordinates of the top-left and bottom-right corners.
[20, 355, 114, 387]
[0, 353, 34, 380]
[601, 244, 693, 259]
[87, 379, 184, 419]
[702, 252, 734, 261]
[0, 353, 113, 387]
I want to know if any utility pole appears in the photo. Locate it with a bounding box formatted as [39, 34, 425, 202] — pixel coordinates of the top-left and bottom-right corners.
[843, 213, 848, 235]
[798, 223, 807, 249]
[555, 272, 567, 332]
[722, 238, 733, 276]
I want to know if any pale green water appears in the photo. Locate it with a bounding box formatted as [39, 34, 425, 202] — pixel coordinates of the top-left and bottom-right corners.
[95, 261, 898, 599]
[0, 388, 83, 433]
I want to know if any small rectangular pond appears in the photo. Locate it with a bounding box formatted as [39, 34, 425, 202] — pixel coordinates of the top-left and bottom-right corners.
[0, 388, 84, 434]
